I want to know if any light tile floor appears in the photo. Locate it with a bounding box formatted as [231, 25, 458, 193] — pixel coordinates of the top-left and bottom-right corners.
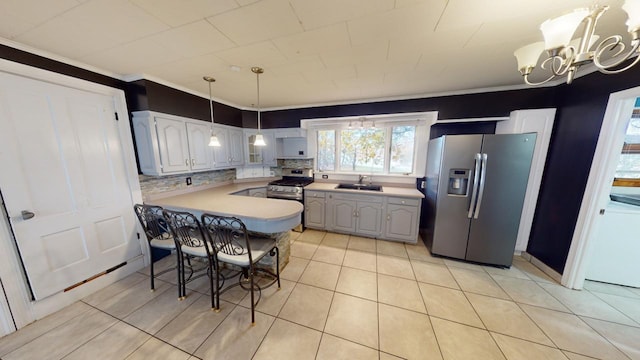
[1, 229, 640, 359]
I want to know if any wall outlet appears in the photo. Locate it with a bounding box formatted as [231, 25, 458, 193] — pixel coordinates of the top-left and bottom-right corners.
[186, 177, 192, 186]
[322, 174, 328, 179]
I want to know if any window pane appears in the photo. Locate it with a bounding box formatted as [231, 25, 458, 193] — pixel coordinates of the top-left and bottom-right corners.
[389, 126, 416, 174]
[615, 118, 640, 179]
[317, 130, 335, 171]
[615, 154, 640, 178]
[339, 128, 386, 172]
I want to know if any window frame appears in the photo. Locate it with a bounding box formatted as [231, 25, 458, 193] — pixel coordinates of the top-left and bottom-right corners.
[304, 112, 436, 178]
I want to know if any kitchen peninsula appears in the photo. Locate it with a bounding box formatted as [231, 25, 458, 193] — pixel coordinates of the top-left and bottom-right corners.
[148, 182, 303, 271]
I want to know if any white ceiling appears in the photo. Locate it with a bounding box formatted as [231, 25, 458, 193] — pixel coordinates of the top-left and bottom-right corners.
[0, 0, 632, 109]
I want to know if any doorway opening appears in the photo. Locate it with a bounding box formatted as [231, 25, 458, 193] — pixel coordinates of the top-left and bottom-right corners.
[563, 87, 640, 289]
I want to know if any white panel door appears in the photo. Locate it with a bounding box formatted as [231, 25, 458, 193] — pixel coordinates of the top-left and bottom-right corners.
[0, 72, 142, 300]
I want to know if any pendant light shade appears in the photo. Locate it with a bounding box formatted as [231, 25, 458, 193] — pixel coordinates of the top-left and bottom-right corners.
[253, 134, 266, 146]
[251, 66, 266, 147]
[208, 134, 221, 147]
[203, 76, 221, 147]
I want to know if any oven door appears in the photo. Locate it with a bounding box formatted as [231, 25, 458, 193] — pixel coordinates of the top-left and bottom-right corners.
[266, 193, 304, 232]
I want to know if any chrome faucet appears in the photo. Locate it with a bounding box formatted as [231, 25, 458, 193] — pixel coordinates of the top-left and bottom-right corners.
[358, 175, 368, 184]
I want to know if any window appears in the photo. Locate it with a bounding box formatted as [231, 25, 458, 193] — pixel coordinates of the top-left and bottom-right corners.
[614, 114, 640, 185]
[340, 128, 386, 172]
[390, 126, 416, 174]
[316, 124, 417, 175]
[317, 130, 335, 171]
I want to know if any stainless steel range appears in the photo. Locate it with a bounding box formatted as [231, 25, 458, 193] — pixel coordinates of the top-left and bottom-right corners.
[267, 168, 314, 231]
[267, 168, 314, 201]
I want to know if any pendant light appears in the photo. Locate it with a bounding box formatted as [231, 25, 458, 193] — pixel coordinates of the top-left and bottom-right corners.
[251, 66, 266, 146]
[203, 76, 221, 147]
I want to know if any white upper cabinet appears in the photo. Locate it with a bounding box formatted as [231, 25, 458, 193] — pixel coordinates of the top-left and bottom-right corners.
[212, 124, 244, 169]
[244, 129, 276, 166]
[228, 127, 245, 166]
[186, 121, 213, 171]
[212, 125, 230, 168]
[274, 128, 309, 159]
[274, 128, 306, 138]
[133, 111, 214, 176]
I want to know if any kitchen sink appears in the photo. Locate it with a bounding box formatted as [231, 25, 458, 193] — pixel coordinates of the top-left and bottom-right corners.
[335, 183, 383, 191]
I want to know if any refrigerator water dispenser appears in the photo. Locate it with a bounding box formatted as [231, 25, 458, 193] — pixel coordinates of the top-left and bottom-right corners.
[447, 169, 470, 196]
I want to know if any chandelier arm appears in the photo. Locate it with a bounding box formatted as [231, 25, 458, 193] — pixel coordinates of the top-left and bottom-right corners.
[593, 36, 640, 74]
[523, 72, 557, 86]
[541, 54, 573, 77]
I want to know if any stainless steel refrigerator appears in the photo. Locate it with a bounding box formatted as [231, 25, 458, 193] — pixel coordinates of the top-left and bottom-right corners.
[423, 133, 536, 267]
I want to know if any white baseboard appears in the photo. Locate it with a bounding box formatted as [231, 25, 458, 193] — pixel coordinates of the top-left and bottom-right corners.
[523, 252, 563, 284]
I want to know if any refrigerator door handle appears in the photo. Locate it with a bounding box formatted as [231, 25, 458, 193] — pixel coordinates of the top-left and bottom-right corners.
[473, 153, 488, 219]
[467, 153, 482, 218]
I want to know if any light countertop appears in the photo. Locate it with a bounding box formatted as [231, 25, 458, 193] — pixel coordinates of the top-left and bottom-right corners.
[148, 181, 303, 233]
[305, 182, 424, 198]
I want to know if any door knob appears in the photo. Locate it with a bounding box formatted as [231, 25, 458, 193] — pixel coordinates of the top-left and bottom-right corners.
[21, 210, 35, 220]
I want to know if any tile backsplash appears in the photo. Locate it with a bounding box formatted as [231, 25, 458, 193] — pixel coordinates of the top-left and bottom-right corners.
[139, 169, 235, 198]
[139, 159, 315, 199]
[278, 159, 314, 168]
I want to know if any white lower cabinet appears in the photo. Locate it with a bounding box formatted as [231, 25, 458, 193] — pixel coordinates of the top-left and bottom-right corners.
[384, 197, 420, 243]
[305, 190, 420, 242]
[248, 187, 266, 197]
[330, 198, 357, 233]
[327, 193, 383, 237]
[304, 191, 325, 229]
[356, 201, 383, 237]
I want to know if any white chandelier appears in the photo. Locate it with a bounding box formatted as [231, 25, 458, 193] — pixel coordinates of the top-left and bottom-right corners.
[514, 1, 640, 85]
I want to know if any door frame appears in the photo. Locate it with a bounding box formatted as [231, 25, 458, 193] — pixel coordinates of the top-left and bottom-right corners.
[0, 59, 145, 330]
[562, 86, 639, 289]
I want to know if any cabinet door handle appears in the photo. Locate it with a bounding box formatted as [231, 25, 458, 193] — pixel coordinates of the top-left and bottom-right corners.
[353, 211, 356, 217]
[387, 214, 391, 221]
[185, 159, 189, 166]
[191, 159, 195, 166]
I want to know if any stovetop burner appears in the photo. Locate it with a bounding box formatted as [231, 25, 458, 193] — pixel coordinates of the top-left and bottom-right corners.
[269, 177, 314, 187]
[268, 168, 314, 188]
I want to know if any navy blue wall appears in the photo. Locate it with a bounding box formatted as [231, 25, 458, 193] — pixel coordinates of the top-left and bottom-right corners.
[527, 69, 640, 273]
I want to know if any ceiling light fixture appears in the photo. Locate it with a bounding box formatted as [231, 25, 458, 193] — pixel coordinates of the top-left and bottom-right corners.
[514, 1, 640, 85]
[251, 66, 266, 147]
[203, 76, 221, 147]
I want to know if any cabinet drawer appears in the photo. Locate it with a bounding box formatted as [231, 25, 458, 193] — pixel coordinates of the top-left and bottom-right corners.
[305, 190, 325, 199]
[331, 193, 383, 203]
[387, 197, 421, 206]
